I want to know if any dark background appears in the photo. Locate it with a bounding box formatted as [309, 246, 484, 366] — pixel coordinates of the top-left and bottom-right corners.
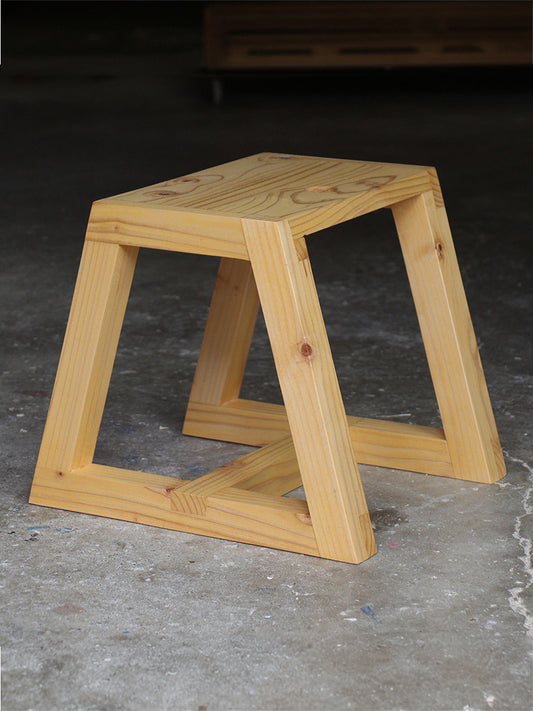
[1, 5, 532, 709]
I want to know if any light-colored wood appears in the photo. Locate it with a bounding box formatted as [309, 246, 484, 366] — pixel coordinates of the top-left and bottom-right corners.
[185, 435, 301, 498]
[96, 153, 436, 244]
[184, 398, 290, 447]
[87, 201, 248, 260]
[392, 190, 506, 483]
[206, 488, 315, 553]
[233, 437, 301, 495]
[184, 257, 260, 413]
[30, 463, 318, 556]
[243, 218, 376, 564]
[30, 152, 506, 564]
[169, 437, 299, 517]
[348, 415, 451, 477]
[31, 240, 138, 475]
[184, 398, 454, 478]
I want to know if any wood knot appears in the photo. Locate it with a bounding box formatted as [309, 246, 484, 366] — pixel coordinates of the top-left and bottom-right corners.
[435, 240, 445, 260]
[298, 341, 314, 358]
[143, 189, 179, 198]
[306, 185, 335, 193]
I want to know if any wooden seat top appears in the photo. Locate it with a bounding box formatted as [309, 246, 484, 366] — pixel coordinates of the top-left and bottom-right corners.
[99, 152, 438, 225]
[88, 153, 440, 259]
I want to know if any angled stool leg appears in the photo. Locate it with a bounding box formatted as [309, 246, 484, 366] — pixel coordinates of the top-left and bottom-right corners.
[187, 257, 259, 406]
[243, 218, 377, 564]
[392, 188, 505, 483]
[30, 238, 138, 495]
[183, 257, 263, 444]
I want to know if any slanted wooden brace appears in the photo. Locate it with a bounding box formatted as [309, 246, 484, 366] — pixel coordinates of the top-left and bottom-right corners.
[30, 153, 506, 564]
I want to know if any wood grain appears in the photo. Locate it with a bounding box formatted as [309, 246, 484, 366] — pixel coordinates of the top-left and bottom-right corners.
[86, 201, 248, 259]
[244, 218, 376, 563]
[392, 191, 506, 483]
[31, 241, 137, 475]
[94, 153, 436, 245]
[184, 257, 260, 410]
[30, 463, 318, 557]
[181, 435, 300, 498]
[184, 398, 454, 478]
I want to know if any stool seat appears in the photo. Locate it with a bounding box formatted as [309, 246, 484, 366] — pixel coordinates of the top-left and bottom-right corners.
[30, 153, 506, 564]
[88, 153, 439, 258]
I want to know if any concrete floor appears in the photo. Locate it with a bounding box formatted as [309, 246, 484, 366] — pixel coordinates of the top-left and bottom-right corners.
[1, 12, 532, 711]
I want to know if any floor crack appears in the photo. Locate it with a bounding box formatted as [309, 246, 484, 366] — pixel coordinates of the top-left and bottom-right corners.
[504, 450, 533, 639]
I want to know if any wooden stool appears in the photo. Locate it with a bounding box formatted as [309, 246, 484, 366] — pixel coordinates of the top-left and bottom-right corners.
[30, 153, 506, 564]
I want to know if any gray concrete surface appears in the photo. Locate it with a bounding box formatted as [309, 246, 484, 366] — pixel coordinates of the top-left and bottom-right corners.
[1, 9, 532, 711]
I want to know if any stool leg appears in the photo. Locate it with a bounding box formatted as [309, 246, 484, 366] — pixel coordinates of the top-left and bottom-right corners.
[243, 218, 376, 564]
[182, 257, 264, 442]
[185, 257, 259, 407]
[392, 189, 505, 483]
[31, 239, 138, 484]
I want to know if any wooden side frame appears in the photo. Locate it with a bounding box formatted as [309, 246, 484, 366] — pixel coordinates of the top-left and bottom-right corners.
[29, 237, 322, 559]
[185, 190, 505, 486]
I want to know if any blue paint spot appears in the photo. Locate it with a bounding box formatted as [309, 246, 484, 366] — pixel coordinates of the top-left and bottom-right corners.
[56, 527, 74, 533]
[122, 631, 130, 634]
[189, 466, 210, 475]
[26, 526, 51, 531]
[361, 605, 379, 622]
[121, 455, 139, 462]
[119, 428, 136, 434]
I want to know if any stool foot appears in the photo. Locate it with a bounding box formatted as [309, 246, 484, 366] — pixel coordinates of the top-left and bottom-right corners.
[30, 457, 320, 558]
